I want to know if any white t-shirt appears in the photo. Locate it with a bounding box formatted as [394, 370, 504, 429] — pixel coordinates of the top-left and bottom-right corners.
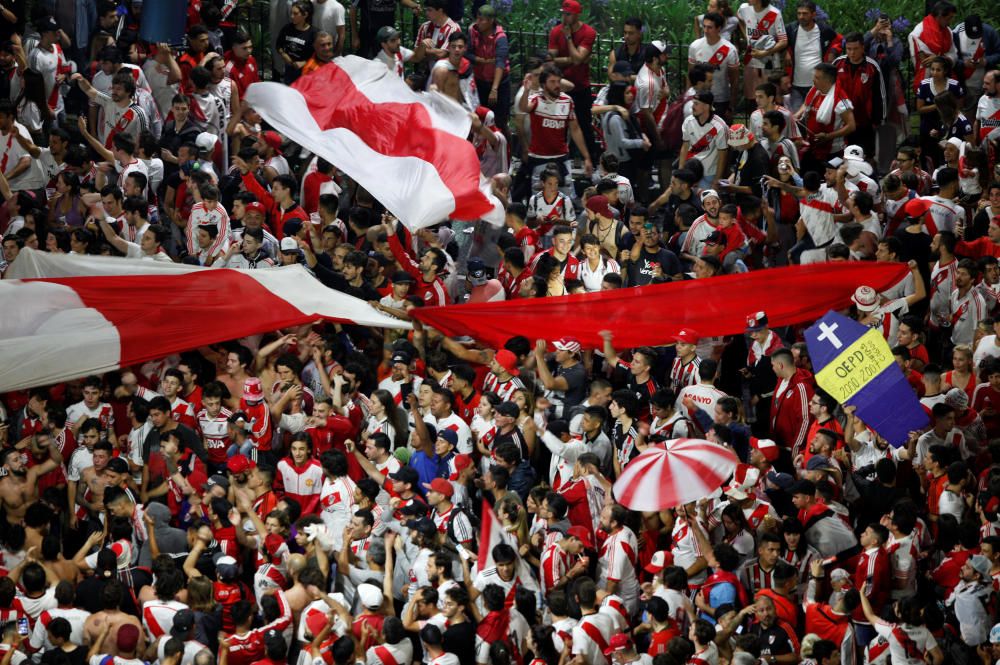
[977, 94, 1000, 142]
[374, 48, 414, 78]
[681, 114, 729, 180]
[792, 24, 822, 87]
[313, 0, 347, 47]
[687, 37, 739, 103]
[1, 122, 46, 191]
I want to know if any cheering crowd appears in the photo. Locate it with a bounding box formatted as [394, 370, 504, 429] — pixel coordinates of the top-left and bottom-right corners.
[4, 0, 1000, 664]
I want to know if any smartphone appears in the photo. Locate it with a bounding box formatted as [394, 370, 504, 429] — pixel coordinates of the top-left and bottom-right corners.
[16, 618, 28, 636]
[879, 12, 889, 21]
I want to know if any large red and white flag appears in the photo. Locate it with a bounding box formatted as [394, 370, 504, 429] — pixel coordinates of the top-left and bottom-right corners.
[245, 57, 504, 232]
[476, 500, 539, 594]
[0, 249, 408, 392]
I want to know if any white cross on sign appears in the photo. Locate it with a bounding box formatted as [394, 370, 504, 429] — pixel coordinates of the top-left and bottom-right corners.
[817, 322, 843, 349]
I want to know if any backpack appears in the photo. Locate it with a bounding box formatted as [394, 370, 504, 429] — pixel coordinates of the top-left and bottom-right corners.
[660, 94, 693, 154]
[445, 501, 481, 552]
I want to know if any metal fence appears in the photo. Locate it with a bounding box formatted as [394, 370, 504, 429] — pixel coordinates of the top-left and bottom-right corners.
[240, 1, 915, 113]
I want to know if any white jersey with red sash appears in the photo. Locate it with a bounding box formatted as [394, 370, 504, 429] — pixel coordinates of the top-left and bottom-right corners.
[598, 526, 639, 613]
[682, 114, 729, 179]
[571, 612, 614, 665]
[977, 95, 1000, 143]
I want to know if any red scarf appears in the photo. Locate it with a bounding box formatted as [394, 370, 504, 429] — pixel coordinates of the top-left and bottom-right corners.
[477, 610, 522, 665]
[701, 569, 750, 608]
[920, 15, 952, 55]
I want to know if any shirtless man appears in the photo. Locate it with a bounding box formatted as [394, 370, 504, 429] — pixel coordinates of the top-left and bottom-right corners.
[218, 346, 253, 410]
[283, 553, 311, 630]
[83, 581, 146, 656]
[76, 441, 114, 524]
[0, 434, 62, 524]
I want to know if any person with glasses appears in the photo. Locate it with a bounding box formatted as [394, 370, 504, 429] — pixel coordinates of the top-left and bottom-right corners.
[888, 145, 934, 194]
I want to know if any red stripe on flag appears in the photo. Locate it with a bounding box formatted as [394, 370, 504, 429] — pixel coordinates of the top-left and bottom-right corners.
[291, 65, 489, 220]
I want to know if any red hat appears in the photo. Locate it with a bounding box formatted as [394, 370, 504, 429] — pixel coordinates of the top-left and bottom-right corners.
[566, 525, 593, 549]
[450, 454, 473, 480]
[493, 349, 520, 376]
[242, 377, 264, 402]
[264, 533, 285, 558]
[750, 437, 780, 462]
[903, 197, 932, 219]
[226, 454, 255, 475]
[561, 0, 582, 13]
[554, 337, 582, 354]
[644, 549, 675, 574]
[585, 194, 615, 219]
[305, 609, 329, 639]
[260, 130, 283, 154]
[672, 328, 699, 344]
[244, 201, 266, 217]
[422, 477, 454, 498]
[603, 634, 634, 656]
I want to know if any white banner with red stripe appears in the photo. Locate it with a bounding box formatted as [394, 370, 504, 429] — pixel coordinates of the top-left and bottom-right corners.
[245, 57, 504, 232]
[0, 249, 409, 392]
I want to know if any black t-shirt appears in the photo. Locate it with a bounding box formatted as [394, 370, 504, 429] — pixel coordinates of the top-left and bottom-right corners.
[277, 24, 318, 64]
[627, 245, 681, 286]
[550, 360, 587, 413]
[733, 143, 770, 205]
[442, 621, 478, 665]
[42, 646, 86, 665]
[752, 623, 795, 656]
[613, 43, 650, 77]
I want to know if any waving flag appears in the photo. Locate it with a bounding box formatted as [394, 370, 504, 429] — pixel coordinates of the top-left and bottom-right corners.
[0, 250, 408, 393]
[412, 262, 909, 350]
[245, 57, 503, 231]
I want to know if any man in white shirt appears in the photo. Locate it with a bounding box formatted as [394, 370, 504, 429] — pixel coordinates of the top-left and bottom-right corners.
[374, 26, 423, 78]
[0, 102, 46, 193]
[688, 13, 740, 115]
[680, 91, 729, 190]
[313, 0, 347, 55]
[975, 69, 1000, 144]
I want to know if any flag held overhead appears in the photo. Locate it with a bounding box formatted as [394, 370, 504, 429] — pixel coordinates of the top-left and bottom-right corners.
[805, 311, 928, 447]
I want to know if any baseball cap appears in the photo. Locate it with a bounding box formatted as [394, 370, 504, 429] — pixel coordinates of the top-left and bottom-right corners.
[495, 401, 520, 418]
[389, 466, 419, 485]
[700, 189, 720, 202]
[450, 454, 473, 480]
[672, 328, 699, 344]
[38, 16, 59, 33]
[765, 470, 794, 491]
[566, 525, 593, 549]
[264, 533, 285, 558]
[727, 124, 754, 148]
[991, 622, 1000, 644]
[242, 376, 264, 402]
[260, 130, 283, 154]
[603, 633, 633, 656]
[106, 457, 129, 474]
[227, 454, 255, 475]
[750, 437, 780, 462]
[851, 285, 879, 312]
[970, 554, 992, 580]
[825, 156, 844, 170]
[215, 555, 239, 581]
[244, 201, 266, 217]
[493, 349, 520, 376]
[694, 91, 714, 106]
[554, 336, 581, 354]
[117, 624, 140, 652]
[405, 517, 437, 538]
[391, 351, 411, 365]
[561, 0, 582, 14]
[467, 257, 489, 286]
[746, 311, 768, 333]
[423, 477, 454, 497]
[283, 218, 304, 238]
[806, 454, 835, 471]
[436, 429, 458, 448]
[391, 270, 415, 284]
[966, 15, 984, 39]
[644, 549, 675, 574]
[357, 583, 383, 610]
[171, 609, 196, 637]
[830, 568, 851, 582]
[901, 198, 931, 220]
[945, 387, 970, 410]
[195, 132, 218, 152]
[586, 194, 615, 219]
[376, 26, 400, 43]
[206, 474, 230, 491]
[843, 144, 873, 176]
[790, 479, 816, 496]
[279, 236, 299, 253]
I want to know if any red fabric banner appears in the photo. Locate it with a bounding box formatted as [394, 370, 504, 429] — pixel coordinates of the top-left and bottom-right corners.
[412, 262, 908, 349]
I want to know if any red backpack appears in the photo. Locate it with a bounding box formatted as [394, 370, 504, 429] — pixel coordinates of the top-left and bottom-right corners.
[660, 93, 694, 154]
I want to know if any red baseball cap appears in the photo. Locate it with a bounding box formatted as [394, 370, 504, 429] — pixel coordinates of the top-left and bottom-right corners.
[750, 437, 780, 462]
[244, 201, 266, 217]
[672, 328, 699, 344]
[227, 454, 255, 475]
[449, 454, 473, 480]
[585, 194, 615, 219]
[644, 550, 674, 574]
[561, 0, 582, 13]
[264, 533, 285, 557]
[902, 197, 932, 219]
[603, 634, 633, 656]
[493, 349, 520, 376]
[422, 477, 454, 498]
[260, 130, 283, 154]
[566, 525, 593, 549]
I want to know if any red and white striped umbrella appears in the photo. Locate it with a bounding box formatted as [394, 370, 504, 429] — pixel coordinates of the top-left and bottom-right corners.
[613, 438, 739, 511]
